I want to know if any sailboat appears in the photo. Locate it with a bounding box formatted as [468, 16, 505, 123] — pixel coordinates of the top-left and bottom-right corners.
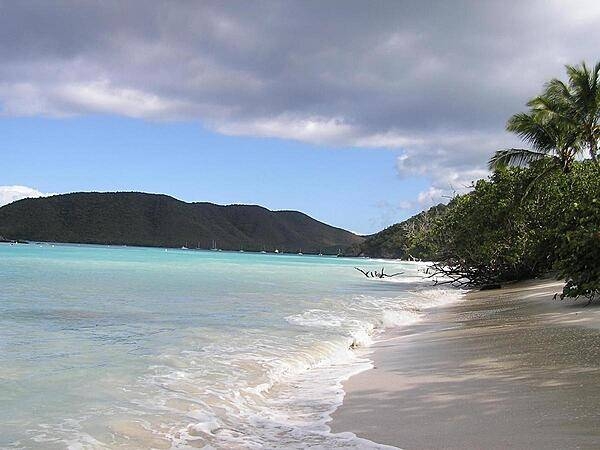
[211, 239, 219, 251]
[297, 248, 303, 256]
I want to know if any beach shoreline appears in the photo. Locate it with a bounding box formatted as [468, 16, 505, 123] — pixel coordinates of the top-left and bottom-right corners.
[331, 278, 600, 449]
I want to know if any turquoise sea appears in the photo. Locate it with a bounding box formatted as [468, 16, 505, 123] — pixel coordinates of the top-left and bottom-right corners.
[0, 243, 460, 449]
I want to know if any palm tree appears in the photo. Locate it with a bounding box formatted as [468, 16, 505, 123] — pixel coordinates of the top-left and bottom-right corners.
[489, 109, 580, 173]
[490, 61, 600, 173]
[532, 61, 600, 163]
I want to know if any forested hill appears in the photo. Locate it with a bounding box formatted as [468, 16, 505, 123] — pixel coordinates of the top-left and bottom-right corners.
[0, 192, 363, 253]
[345, 204, 448, 259]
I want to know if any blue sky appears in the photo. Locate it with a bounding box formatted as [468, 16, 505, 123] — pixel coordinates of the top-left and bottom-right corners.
[0, 116, 427, 234]
[1, 2, 599, 234]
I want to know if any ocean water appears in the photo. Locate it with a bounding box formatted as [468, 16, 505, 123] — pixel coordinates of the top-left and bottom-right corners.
[0, 243, 461, 449]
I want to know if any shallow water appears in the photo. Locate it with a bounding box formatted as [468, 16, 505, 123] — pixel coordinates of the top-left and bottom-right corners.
[0, 243, 459, 449]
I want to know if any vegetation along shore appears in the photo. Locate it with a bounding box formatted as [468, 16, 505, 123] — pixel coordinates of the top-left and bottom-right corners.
[353, 61, 600, 302]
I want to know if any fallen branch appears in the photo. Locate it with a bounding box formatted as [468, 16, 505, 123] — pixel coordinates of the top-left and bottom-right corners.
[355, 267, 404, 278]
[423, 261, 501, 287]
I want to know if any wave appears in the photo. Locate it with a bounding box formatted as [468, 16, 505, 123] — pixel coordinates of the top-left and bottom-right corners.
[163, 286, 464, 448]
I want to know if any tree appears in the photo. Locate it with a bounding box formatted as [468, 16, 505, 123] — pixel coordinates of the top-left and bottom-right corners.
[423, 164, 572, 287]
[489, 109, 580, 174]
[532, 61, 600, 163]
[491, 61, 600, 173]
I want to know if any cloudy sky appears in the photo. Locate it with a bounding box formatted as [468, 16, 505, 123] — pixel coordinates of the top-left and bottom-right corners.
[1, 1, 599, 233]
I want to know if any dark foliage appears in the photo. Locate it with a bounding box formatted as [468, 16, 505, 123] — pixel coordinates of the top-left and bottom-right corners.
[355, 161, 599, 300]
[554, 163, 600, 300]
[0, 192, 363, 254]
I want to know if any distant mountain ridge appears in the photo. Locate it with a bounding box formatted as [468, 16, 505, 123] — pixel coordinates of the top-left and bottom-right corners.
[344, 204, 448, 259]
[0, 192, 364, 253]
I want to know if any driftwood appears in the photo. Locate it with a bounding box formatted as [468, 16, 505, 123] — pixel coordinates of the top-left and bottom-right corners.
[423, 263, 472, 287]
[422, 260, 519, 288]
[355, 267, 404, 278]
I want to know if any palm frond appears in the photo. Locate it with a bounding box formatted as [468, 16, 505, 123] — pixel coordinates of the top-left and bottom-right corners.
[506, 112, 557, 151]
[527, 95, 575, 126]
[566, 62, 599, 114]
[488, 148, 550, 171]
[542, 79, 572, 106]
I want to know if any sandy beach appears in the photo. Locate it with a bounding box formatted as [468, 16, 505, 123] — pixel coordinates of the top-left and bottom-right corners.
[331, 279, 600, 449]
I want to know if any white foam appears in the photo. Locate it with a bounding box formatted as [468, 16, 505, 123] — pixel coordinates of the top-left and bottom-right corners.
[382, 309, 421, 327]
[184, 410, 221, 436]
[285, 309, 345, 328]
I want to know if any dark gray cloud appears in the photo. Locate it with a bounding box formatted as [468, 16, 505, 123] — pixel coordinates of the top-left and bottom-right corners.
[1, 0, 598, 202]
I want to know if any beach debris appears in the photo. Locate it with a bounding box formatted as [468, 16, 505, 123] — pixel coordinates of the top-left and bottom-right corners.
[354, 267, 403, 278]
[424, 262, 489, 287]
[553, 289, 598, 306]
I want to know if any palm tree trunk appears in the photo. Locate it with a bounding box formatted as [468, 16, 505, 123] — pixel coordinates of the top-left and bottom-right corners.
[588, 134, 599, 164]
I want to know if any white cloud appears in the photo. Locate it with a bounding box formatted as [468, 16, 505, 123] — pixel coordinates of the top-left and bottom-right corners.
[0, 80, 190, 119]
[417, 187, 446, 205]
[56, 81, 188, 119]
[0, 186, 53, 207]
[215, 116, 430, 149]
[395, 131, 517, 206]
[214, 116, 356, 146]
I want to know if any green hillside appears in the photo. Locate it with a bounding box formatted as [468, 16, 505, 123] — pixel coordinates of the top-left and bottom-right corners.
[0, 192, 363, 254]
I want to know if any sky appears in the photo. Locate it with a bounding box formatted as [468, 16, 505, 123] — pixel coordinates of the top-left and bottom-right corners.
[1, 1, 600, 234]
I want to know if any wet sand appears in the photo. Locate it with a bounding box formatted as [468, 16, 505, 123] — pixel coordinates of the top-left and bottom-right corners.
[331, 279, 600, 449]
